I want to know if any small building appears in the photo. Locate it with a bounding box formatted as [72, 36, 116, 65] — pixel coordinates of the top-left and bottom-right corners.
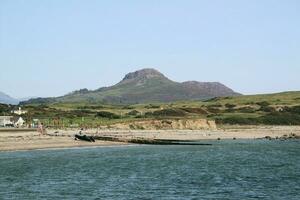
[31, 119, 40, 128]
[0, 116, 14, 127]
[14, 117, 25, 127]
[11, 107, 27, 115]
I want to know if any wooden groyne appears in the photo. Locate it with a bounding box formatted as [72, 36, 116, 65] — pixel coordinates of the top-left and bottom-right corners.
[93, 136, 212, 145]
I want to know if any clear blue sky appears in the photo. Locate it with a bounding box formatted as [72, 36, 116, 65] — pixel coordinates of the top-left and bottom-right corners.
[0, 0, 299, 98]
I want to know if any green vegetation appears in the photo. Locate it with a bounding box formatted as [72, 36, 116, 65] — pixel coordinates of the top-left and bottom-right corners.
[0, 104, 15, 115]
[95, 111, 121, 119]
[145, 108, 187, 117]
[11, 91, 300, 127]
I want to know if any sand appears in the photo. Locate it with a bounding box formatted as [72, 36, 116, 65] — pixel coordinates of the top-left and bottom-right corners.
[0, 131, 126, 152]
[0, 126, 299, 151]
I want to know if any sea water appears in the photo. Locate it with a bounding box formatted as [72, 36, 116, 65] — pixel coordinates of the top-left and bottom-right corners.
[0, 140, 299, 200]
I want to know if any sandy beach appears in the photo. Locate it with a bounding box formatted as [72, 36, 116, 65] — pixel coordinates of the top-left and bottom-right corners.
[0, 126, 299, 151]
[0, 131, 126, 152]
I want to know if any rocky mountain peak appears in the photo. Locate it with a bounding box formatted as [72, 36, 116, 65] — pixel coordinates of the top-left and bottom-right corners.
[122, 68, 166, 82]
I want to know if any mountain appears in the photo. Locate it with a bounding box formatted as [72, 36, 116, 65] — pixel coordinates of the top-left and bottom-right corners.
[23, 68, 240, 104]
[0, 91, 19, 105]
[18, 96, 38, 102]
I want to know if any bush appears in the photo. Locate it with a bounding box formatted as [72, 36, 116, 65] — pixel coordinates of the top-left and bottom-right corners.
[73, 109, 94, 117]
[180, 107, 208, 114]
[256, 101, 270, 107]
[259, 106, 276, 113]
[145, 109, 186, 117]
[207, 104, 222, 108]
[260, 113, 300, 125]
[77, 105, 104, 109]
[203, 97, 220, 102]
[236, 106, 256, 113]
[145, 104, 160, 109]
[225, 103, 236, 109]
[127, 110, 140, 116]
[283, 106, 300, 114]
[207, 107, 221, 114]
[122, 106, 134, 110]
[95, 111, 121, 119]
[217, 112, 300, 125]
[0, 104, 11, 115]
[216, 117, 261, 125]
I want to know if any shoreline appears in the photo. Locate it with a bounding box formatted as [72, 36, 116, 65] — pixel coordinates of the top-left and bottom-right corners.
[0, 125, 299, 152]
[1, 143, 135, 153]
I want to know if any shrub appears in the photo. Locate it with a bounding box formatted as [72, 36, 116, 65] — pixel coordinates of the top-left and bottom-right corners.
[127, 110, 140, 116]
[225, 103, 236, 109]
[77, 105, 104, 109]
[73, 109, 94, 117]
[145, 104, 160, 109]
[95, 111, 121, 119]
[217, 113, 300, 125]
[207, 107, 221, 114]
[0, 104, 11, 115]
[207, 104, 222, 108]
[283, 106, 300, 114]
[122, 106, 134, 110]
[203, 97, 219, 102]
[236, 106, 256, 113]
[260, 113, 300, 125]
[180, 107, 208, 114]
[216, 117, 261, 125]
[145, 109, 186, 117]
[259, 106, 276, 113]
[256, 101, 270, 107]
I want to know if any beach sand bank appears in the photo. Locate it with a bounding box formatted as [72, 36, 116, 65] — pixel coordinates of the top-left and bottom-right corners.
[1, 126, 299, 151]
[0, 131, 126, 151]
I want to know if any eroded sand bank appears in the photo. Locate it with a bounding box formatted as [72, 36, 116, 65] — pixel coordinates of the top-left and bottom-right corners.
[0, 126, 299, 151]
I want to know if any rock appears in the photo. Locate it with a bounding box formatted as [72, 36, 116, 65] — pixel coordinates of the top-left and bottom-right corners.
[291, 133, 296, 137]
[265, 136, 272, 140]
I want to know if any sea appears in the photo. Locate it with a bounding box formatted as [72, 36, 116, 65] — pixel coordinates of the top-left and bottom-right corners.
[0, 140, 299, 200]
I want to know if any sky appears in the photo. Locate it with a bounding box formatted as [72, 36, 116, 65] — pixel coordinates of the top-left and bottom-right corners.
[0, 0, 299, 98]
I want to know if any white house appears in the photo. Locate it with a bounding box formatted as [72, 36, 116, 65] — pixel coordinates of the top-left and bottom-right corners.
[0, 116, 14, 127]
[12, 107, 27, 115]
[14, 117, 25, 127]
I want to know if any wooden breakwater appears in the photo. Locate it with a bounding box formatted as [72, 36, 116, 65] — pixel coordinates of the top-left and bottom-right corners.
[93, 136, 212, 146]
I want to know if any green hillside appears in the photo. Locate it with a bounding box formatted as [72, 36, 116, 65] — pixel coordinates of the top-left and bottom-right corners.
[15, 91, 300, 128]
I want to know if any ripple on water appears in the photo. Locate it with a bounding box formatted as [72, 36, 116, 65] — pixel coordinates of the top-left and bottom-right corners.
[0, 140, 299, 200]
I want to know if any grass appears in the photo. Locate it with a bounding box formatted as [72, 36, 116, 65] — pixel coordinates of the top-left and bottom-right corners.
[7, 91, 299, 127]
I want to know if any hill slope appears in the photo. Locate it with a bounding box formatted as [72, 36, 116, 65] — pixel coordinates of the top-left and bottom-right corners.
[24, 68, 240, 104]
[20, 91, 300, 127]
[0, 91, 19, 105]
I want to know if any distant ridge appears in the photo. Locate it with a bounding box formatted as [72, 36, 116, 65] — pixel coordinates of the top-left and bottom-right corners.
[0, 91, 19, 105]
[23, 68, 241, 104]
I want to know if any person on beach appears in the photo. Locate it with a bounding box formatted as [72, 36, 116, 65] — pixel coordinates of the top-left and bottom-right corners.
[37, 123, 45, 135]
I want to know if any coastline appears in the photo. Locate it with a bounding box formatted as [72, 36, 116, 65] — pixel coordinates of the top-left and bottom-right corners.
[1, 125, 299, 152]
